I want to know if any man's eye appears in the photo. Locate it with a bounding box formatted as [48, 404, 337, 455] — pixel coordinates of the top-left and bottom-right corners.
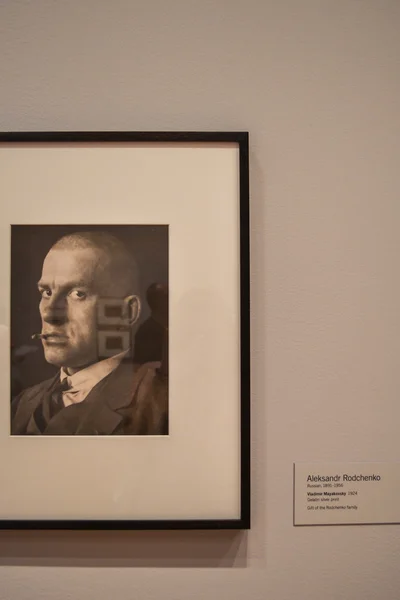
[69, 290, 86, 300]
[40, 289, 52, 298]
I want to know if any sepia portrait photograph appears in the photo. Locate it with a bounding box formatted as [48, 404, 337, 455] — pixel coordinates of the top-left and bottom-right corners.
[11, 224, 169, 436]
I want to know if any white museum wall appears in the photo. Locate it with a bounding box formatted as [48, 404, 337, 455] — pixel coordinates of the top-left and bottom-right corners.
[1, 1, 400, 599]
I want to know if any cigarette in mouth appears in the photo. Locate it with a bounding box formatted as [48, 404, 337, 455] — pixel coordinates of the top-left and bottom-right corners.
[31, 333, 50, 340]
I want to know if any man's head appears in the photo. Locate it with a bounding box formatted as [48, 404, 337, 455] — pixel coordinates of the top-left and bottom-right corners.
[37, 231, 139, 374]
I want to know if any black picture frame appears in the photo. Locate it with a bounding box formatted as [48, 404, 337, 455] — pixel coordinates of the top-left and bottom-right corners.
[0, 131, 250, 530]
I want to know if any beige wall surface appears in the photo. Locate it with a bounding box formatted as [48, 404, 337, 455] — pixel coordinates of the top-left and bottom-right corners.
[1, 1, 400, 599]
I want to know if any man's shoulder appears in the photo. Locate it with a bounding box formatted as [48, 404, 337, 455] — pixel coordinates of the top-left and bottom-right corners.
[111, 359, 164, 384]
[11, 373, 59, 428]
[15, 374, 59, 402]
[99, 360, 168, 435]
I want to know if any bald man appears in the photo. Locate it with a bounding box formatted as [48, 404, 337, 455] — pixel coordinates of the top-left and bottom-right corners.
[11, 232, 168, 436]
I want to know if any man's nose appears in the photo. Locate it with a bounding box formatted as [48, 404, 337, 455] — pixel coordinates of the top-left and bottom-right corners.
[41, 295, 68, 324]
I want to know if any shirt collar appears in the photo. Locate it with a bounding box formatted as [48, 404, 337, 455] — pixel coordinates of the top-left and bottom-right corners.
[60, 350, 129, 392]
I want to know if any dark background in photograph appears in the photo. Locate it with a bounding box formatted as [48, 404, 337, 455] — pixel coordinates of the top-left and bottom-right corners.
[11, 224, 168, 393]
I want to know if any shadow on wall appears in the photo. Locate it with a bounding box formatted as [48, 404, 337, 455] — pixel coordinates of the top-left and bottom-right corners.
[0, 529, 248, 568]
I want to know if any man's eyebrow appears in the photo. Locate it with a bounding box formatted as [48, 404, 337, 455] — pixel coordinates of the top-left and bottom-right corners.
[37, 280, 91, 289]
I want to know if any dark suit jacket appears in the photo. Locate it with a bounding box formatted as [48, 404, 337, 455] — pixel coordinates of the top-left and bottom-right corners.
[11, 361, 168, 436]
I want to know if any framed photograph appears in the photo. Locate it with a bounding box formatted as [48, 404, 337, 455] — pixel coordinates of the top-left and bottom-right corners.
[0, 131, 250, 530]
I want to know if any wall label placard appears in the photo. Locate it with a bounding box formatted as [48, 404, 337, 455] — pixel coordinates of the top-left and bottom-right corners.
[294, 462, 400, 526]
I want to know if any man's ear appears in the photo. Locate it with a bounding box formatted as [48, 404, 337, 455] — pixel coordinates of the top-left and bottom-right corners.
[123, 295, 141, 325]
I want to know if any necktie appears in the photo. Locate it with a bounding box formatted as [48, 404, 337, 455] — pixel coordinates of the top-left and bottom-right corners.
[33, 378, 71, 433]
